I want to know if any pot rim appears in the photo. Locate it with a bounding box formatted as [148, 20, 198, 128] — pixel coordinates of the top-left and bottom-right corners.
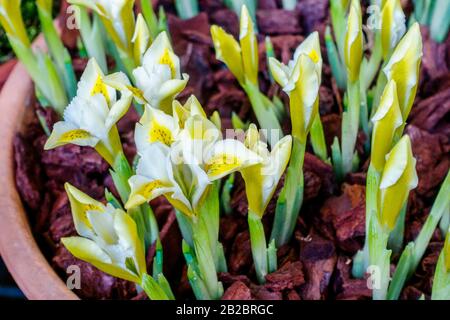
[0, 35, 78, 300]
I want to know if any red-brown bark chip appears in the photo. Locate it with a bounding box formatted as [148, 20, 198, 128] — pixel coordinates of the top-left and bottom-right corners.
[257, 10, 302, 35]
[265, 261, 305, 291]
[406, 125, 450, 197]
[250, 284, 283, 300]
[299, 235, 337, 300]
[319, 184, 366, 253]
[333, 256, 371, 300]
[229, 231, 253, 274]
[297, 0, 329, 35]
[222, 281, 252, 300]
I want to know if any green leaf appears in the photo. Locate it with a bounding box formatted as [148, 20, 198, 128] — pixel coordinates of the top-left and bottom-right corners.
[141, 273, 170, 300]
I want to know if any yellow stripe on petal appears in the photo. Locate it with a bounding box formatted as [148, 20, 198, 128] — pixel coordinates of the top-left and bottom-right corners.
[206, 154, 242, 180]
[60, 129, 92, 143]
[149, 121, 174, 146]
[159, 48, 176, 78]
[126, 180, 168, 209]
[91, 75, 111, 104]
[126, 85, 146, 103]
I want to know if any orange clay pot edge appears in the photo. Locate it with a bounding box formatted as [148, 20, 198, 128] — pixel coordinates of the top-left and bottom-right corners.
[0, 33, 78, 300]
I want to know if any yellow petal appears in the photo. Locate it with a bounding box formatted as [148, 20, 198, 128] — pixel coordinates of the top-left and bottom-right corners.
[132, 13, 151, 65]
[344, 0, 363, 82]
[0, 0, 30, 46]
[126, 178, 170, 210]
[381, 0, 406, 58]
[44, 122, 99, 150]
[62, 236, 140, 283]
[370, 80, 403, 171]
[239, 5, 259, 85]
[383, 23, 422, 121]
[205, 139, 261, 180]
[289, 54, 320, 141]
[241, 164, 265, 216]
[113, 210, 147, 278]
[379, 135, 418, 230]
[65, 183, 105, 237]
[211, 25, 245, 85]
[268, 57, 290, 89]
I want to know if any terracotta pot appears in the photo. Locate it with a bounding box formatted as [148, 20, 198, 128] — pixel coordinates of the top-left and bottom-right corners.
[0, 33, 78, 299]
[0, 35, 183, 301]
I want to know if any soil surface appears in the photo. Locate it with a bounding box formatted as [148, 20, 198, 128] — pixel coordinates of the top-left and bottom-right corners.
[13, 0, 450, 300]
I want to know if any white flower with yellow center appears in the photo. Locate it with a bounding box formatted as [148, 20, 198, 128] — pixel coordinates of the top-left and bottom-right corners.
[132, 31, 189, 113]
[126, 138, 261, 216]
[241, 124, 293, 217]
[134, 95, 215, 154]
[62, 183, 146, 283]
[45, 58, 133, 165]
[135, 104, 180, 151]
[292, 32, 323, 82]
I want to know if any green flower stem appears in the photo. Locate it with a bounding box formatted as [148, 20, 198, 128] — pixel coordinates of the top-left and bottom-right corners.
[330, 0, 346, 61]
[271, 137, 306, 247]
[176, 210, 194, 247]
[310, 114, 329, 162]
[248, 211, 270, 284]
[325, 26, 346, 90]
[440, 208, 449, 237]
[352, 163, 381, 278]
[387, 171, 450, 299]
[37, 0, 77, 100]
[192, 216, 223, 299]
[220, 173, 235, 215]
[431, 247, 450, 300]
[386, 242, 414, 300]
[429, 0, 450, 43]
[77, 8, 108, 73]
[177, 185, 226, 299]
[341, 79, 360, 175]
[141, 0, 159, 39]
[363, 32, 382, 91]
[157, 6, 169, 35]
[36, 49, 68, 115]
[388, 202, 408, 254]
[243, 81, 283, 147]
[369, 215, 391, 300]
[331, 136, 344, 181]
[359, 81, 370, 152]
[370, 69, 387, 119]
[141, 273, 174, 300]
[414, 0, 434, 25]
[198, 183, 228, 272]
[281, 0, 297, 10]
[174, 0, 199, 20]
[224, 0, 257, 23]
